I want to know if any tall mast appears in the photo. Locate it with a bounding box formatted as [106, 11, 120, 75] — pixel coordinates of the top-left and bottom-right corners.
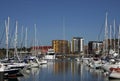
[110, 25, 112, 48]
[63, 17, 65, 41]
[21, 26, 23, 48]
[14, 21, 18, 58]
[25, 27, 27, 52]
[118, 25, 120, 56]
[104, 12, 108, 54]
[114, 19, 116, 51]
[63, 17, 66, 54]
[5, 17, 10, 59]
[20, 26, 23, 52]
[14, 21, 20, 62]
[34, 24, 36, 55]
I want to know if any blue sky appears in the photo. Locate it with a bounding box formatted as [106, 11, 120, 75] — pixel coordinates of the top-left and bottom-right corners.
[0, 0, 120, 48]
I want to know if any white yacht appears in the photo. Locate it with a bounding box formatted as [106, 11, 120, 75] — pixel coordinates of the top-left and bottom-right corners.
[44, 49, 56, 60]
[39, 59, 47, 65]
[0, 63, 19, 75]
[24, 56, 40, 68]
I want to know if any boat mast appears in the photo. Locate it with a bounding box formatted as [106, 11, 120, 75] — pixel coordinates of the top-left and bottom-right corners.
[25, 27, 27, 52]
[5, 17, 9, 59]
[113, 19, 116, 52]
[20, 26, 23, 55]
[34, 24, 37, 56]
[63, 17, 66, 54]
[14, 21, 20, 62]
[14, 21, 17, 58]
[118, 25, 120, 56]
[63, 17, 65, 41]
[110, 25, 112, 48]
[104, 12, 108, 55]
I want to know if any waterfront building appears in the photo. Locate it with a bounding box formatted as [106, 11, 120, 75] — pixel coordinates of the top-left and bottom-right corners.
[71, 37, 84, 54]
[52, 40, 69, 54]
[31, 46, 52, 55]
[88, 41, 103, 55]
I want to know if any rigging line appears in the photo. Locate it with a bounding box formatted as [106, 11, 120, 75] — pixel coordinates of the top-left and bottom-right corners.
[98, 24, 104, 41]
[0, 25, 5, 46]
[8, 22, 15, 48]
[63, 16, 66, 40]
[111, 25, 114, 39]
[0, 22, 3, 37]
[20, 29, 25, 48]
[115, 25, 119, 39]
[19, 30, 24, 51]
[18, 30, 25, 53]
[110, 24, 118, 41]
[20, 27, 25, 51]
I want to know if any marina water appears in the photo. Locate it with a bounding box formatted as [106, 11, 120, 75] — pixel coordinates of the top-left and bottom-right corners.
[0, 60, 115, 81]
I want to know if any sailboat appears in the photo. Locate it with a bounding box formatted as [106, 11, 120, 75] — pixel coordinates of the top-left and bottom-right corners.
[25, 24, 47, 68]
[108, 25, 120, 79]
[0, 17, 21, 76]
[23, 25, 40, 68]
[3, 19, 30, 74]
[0, 63, 19, 75]
[33, 24, 47, 64]
[97, 13, 120, 80]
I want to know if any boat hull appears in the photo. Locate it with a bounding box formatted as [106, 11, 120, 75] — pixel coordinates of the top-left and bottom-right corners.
[109, 71, 120, 79]
[44, 55, 56, 60]
[102, 64, 120, 72]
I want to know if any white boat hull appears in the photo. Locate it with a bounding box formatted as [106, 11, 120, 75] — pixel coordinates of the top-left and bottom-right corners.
[39, 60, 47, 65]
[0, 63, 19, 75]
[44, 55, 56, 60]
[102, 63, 120, 72]
[109, 71, 120, 79]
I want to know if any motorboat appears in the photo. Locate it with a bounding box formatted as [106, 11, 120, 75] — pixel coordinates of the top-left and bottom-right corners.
[0, 63, 19, 75]
[44, 49, 56, 60]
[89, 57, 102, 69]
[101, 59, 120, 72]
[109, 67, 120, 79]
[39, 59, 47, 65]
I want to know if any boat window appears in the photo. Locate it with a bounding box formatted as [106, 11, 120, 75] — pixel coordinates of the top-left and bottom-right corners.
[49, 53, 55, 55]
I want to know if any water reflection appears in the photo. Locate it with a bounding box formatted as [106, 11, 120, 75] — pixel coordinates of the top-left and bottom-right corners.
[38, 60, 81, 81]
[19, 67, 40, 81]
[5, 78, 19, 81]
[109, 79, 120, 81]
[79, 63, 107, 81]
[1, 60, 118, 81]
[0, 72, 4, 81]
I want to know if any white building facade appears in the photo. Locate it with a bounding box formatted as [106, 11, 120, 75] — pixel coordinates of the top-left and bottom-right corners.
[72, 37, 84, 54]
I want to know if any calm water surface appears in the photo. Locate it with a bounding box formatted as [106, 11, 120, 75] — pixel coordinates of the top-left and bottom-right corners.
[2, 60, 118, 81]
